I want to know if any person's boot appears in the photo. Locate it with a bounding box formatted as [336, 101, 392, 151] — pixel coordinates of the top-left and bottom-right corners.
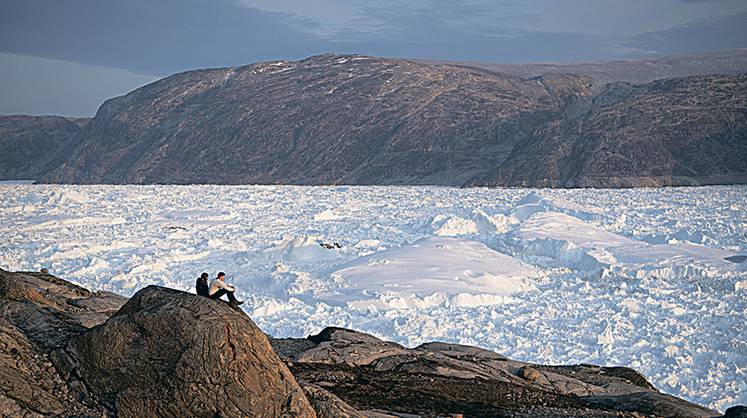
[228, 299, 244, 310]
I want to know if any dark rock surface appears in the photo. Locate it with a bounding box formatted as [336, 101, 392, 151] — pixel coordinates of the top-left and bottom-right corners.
[0, 269, 315, 418]
[273, 327, 723, 418]
[0, 115, 88, 181]
[723, 406, 747, 418]
[0, 269, 741, 417]
[300, 382, 366, 418]
[0, 269, 124, 416]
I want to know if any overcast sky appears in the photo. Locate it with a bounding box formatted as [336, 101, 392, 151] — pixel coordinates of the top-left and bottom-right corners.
[1, 0, 746, 116]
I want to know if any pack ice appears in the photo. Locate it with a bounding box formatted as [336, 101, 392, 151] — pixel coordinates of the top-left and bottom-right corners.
[0, 184, 745, 411]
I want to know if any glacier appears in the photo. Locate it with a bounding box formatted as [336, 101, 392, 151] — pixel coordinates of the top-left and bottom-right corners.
[0, 184, 745, 411]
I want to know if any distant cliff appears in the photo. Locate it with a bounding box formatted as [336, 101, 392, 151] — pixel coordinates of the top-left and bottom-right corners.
[443, 49, 747, 90]
[0, 115, 88, 181]
[471, 74, 747, 187]
[3, 52, 745, 187]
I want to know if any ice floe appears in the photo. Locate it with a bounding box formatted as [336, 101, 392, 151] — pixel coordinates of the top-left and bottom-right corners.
[0, 184, 745, 411]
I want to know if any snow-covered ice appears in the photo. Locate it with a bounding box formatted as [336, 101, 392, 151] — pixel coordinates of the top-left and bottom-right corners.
[0, 184, 745, 410]
[328, 236, 538, 310]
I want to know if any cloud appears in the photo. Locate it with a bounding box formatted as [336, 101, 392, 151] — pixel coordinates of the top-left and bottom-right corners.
[1, 0, 745, 75]
[0, 0, 331, 75]
[0, 53, 157, 117]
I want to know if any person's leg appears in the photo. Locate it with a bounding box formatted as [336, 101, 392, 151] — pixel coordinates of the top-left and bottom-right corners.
[225, 291, 237, 303]
[209, 289, 227, 300]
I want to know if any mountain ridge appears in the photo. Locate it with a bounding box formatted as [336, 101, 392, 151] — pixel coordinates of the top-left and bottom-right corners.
[2, 51, 746, 187]
[422, 48, 747, 89]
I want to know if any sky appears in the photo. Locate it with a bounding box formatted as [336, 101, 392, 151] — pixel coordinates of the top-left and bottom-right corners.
[1, 0, 746, 116]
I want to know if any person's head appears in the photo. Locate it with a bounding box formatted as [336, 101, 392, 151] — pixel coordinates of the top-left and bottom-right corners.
[200, 272, 208, 279]
[217, 272, 226, 281]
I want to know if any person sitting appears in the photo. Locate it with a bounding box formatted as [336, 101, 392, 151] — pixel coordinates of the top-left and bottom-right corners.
[209, 272, 243, 305]
[195, 272, 210, 297]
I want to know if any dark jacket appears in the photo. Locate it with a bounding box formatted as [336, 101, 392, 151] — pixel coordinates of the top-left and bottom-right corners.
[196, 276, 210, 297]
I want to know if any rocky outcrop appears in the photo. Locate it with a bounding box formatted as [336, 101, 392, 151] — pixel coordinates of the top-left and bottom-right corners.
[57, 285, 315, 417]
[1, 269, 741, 417]
[300, 383, 366, 418]
[273, 327, 722, 418]
[0, 115, 88, 181]
[0, 269, 125, 416]
[0, 269, 314, 418]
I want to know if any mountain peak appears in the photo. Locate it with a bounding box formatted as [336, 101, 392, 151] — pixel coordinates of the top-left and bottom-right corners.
[2, 52, 746, 187]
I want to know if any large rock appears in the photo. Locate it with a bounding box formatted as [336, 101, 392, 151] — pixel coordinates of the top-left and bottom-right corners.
[723, 406, 747, 418]
[0, 269, 125, 416]
[57, 285, 316, 417]
[582, 391, 721, 418]
[300, 382, 366, 418]
[274, 327, 721, 418]
[0, 269, 315, 417]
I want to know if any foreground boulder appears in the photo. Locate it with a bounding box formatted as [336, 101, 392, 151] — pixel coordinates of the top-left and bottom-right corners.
[56, 285, 316, 417]
[0, 269, 315, 417]
[0, 269, 125, 416]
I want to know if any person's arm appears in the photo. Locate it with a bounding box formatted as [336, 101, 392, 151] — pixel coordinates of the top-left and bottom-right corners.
[215, 280, 235, 292]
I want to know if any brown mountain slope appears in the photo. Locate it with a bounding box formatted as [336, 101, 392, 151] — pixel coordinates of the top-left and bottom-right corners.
[475, 74, 747, 187]
[0, 115, 88, 181]
[41, 54, 593, 185]
[33, 54, 747, 187]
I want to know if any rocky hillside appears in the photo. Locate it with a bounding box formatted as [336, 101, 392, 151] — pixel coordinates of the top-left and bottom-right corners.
[0, 115, 88, 181]
[36, 53, 747, 187]
[2, 268, 744, 417]
[273, 328, 732, 418]
[41, 54, 594, 186]
[472, 74, 747, 187]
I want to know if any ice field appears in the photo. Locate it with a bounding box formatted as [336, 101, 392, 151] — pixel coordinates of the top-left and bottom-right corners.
[1, 184, 745, 410]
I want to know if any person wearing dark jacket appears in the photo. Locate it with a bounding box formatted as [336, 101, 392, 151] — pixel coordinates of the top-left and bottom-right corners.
[196, 272, 210, 297]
